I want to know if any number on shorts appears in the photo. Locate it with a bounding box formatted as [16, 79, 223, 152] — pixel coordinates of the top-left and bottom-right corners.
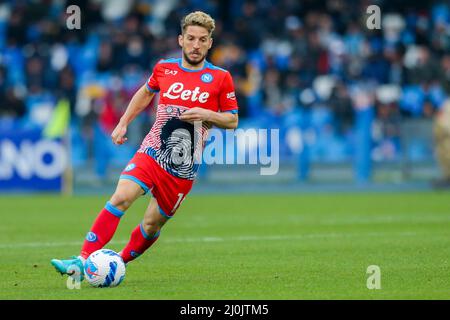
[171, 193, 184, 213]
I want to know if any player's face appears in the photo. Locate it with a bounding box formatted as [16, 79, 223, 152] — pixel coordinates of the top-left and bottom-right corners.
[179, 25, 212, 66]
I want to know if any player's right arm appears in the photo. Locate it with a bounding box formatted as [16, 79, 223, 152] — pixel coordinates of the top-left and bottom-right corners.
[111, 85, 155, 145]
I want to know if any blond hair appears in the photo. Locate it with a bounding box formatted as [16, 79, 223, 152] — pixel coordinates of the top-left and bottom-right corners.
[181, 11, 215, 36]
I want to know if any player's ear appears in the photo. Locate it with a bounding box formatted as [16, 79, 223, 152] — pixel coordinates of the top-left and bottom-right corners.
[178, 34, 183, 47]
[208, 37, 213, 49]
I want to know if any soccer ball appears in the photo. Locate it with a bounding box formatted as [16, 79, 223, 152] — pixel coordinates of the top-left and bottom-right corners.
[84, 249, 126, 288]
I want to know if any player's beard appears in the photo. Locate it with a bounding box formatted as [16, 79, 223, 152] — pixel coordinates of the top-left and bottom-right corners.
[183, 49, 206, 66]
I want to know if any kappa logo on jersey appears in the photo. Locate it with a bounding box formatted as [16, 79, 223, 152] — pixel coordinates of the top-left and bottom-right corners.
[226, 91, 236, 100]
[163, 82, 210, 103]
[164, 69, 178, 75]
[201, 73, 213, 83]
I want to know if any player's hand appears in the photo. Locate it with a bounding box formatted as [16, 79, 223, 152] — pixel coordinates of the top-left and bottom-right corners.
[111, 123, 128, 145]
[180, 107, 212, 124]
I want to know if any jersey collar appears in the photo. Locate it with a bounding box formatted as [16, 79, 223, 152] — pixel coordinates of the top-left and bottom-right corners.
[178, 59, 209, 73]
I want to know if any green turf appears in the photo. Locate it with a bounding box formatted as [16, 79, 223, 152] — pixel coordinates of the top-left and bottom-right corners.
[0, 191, 450, 299]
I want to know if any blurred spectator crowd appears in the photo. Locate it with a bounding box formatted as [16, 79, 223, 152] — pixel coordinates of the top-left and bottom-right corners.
[0, 0, 449, 177]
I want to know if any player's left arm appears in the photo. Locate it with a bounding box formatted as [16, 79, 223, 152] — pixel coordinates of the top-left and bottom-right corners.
[208, 111, 238, 129]
[180, 108, 238, 129]
[180, 71, 239, 129]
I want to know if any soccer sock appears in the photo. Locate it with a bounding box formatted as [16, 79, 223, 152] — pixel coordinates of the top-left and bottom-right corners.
[80, 202, 125, 259]
[120, 223, 160, 263]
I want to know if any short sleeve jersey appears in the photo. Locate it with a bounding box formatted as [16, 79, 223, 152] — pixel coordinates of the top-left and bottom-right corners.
[138, 58, 238, 180]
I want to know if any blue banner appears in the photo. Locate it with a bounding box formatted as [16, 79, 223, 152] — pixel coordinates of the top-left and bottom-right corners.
[0, 129, 67, 192]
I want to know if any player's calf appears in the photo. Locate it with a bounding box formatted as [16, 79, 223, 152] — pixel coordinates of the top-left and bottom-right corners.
[80, 180, 144, 259]
[79, 201, 125, 259]
[119, 222, 161, 263]
[119, 198, 167, 263]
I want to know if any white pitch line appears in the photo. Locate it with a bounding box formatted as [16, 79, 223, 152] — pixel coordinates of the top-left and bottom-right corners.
[0, 231, 420, 250]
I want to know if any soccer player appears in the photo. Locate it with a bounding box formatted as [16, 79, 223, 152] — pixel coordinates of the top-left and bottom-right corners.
[51, 11, 239, 280]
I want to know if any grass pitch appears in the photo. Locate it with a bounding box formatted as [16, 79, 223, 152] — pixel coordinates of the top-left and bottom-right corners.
[0, 191, 449, 299]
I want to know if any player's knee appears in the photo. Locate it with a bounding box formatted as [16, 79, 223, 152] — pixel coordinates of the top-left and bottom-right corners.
[109, 192, 134, 211]
[141, 220, 160, 237]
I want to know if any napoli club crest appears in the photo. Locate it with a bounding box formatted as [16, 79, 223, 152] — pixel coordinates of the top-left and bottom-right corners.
[201, 73, 213, 83]
[86, 232, 97, 242]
